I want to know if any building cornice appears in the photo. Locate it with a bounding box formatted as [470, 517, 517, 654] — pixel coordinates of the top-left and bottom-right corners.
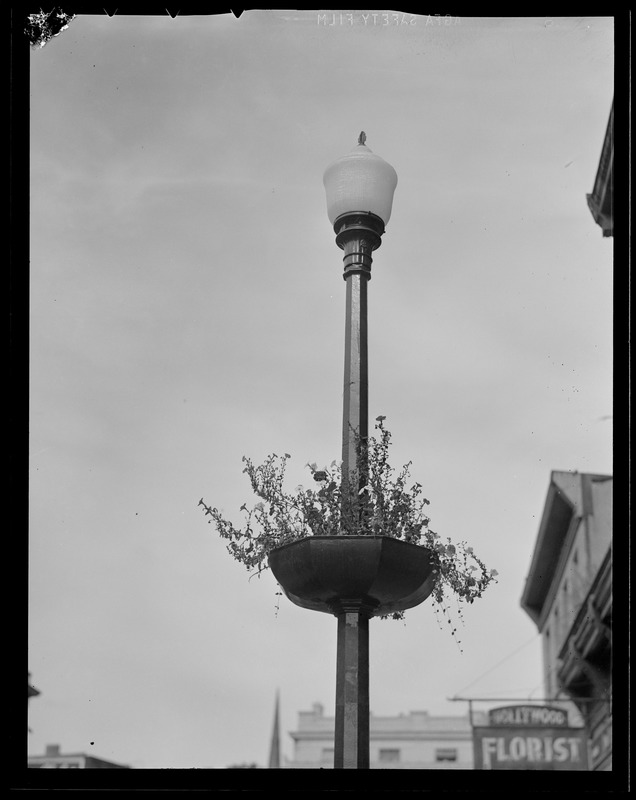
[520, 472, 611, 628]
[586, 101, 614, 237]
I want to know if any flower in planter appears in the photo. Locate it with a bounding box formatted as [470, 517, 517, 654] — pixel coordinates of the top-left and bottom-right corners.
[199, 417, 497, 637]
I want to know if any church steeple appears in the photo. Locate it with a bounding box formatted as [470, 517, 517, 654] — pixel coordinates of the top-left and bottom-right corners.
[267, 691, 281, 769]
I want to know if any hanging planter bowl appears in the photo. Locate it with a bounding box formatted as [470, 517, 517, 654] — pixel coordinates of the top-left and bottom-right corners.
[268, 535, 437, 618]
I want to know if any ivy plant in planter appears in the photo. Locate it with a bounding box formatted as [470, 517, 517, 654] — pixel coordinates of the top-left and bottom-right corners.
[199, 417, 497, 634]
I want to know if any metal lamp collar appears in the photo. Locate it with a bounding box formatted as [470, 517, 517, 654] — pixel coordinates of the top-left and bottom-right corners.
[333, 211, 386, 280]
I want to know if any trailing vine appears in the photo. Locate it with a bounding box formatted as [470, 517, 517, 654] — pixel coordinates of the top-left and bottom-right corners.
[199, 417, 497, 635]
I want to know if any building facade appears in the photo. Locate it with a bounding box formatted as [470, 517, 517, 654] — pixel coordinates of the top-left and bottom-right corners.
[285, 702, 481, 769]
[520, 471, 612, 771]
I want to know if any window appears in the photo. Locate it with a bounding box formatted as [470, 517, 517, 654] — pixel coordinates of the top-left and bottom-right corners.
[378, 749, 400, 763]
[435, 748, 458, 762]
[321, 748, 334, 763]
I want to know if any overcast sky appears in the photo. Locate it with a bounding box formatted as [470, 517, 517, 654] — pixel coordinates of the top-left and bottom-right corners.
[27, 12, 613, 769]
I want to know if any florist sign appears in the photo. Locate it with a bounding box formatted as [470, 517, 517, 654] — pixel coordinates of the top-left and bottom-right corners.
[473, 706, 588, 770]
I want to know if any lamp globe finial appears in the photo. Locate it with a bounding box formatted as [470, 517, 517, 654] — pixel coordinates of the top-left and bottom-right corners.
[358, 131, 366, 146]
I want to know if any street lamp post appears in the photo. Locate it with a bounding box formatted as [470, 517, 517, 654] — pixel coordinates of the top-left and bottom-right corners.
[323, 132, 398, 505]
[269, 134, 436, 771]
[323, 133, 397, 769]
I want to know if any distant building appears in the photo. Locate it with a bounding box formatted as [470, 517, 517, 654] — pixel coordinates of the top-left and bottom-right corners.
[28, 743, 131, 769]
[586, 101, 613, 236]
[28, 673, 41, 734]
[285, 702, 481, 769]
[28, 673, 40, 702]
[520, 471, 612, 771]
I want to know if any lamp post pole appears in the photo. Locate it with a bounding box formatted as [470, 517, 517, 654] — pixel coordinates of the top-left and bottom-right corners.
[335, 211, 384, 503]
[331, 212, 383, 769]
[323, 134, 397, 769]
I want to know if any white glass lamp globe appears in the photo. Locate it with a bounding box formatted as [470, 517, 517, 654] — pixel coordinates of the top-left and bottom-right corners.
[323, 136, 398, 228]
